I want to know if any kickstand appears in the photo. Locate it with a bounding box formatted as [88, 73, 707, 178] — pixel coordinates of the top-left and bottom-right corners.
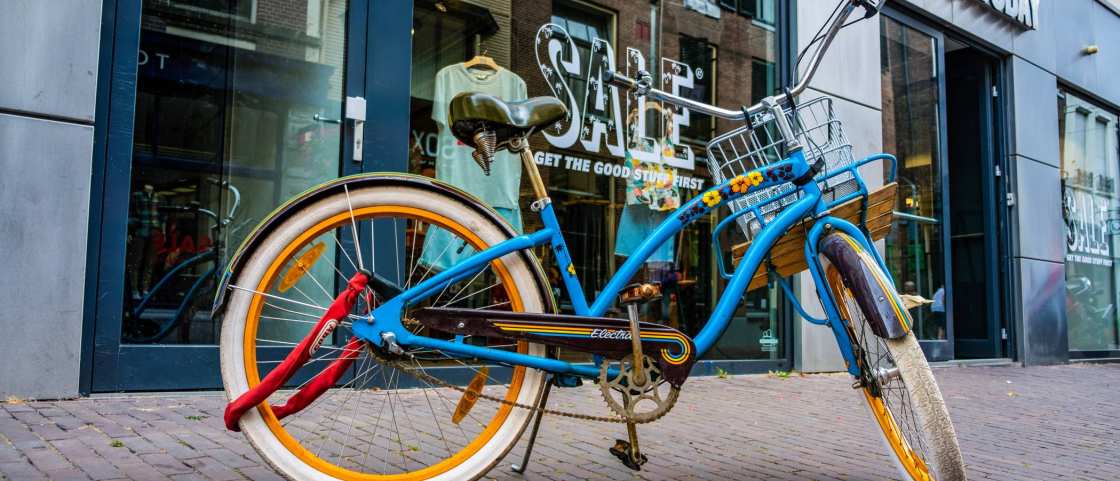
[510, 376, 555, 474]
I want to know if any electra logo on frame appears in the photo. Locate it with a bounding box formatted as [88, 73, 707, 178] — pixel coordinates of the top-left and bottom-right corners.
[591, 329, 633, 340]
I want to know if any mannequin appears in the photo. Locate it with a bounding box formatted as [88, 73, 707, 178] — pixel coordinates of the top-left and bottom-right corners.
[614, 104, 682, 263]
[128, 184, 161, 297]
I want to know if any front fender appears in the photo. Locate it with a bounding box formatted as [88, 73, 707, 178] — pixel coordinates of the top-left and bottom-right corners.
[818, 232, 912, 339]
[211, 173, 556, 317]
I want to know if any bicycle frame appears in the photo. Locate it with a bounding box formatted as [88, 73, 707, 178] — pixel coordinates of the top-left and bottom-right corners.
[350, 148, 894, 381]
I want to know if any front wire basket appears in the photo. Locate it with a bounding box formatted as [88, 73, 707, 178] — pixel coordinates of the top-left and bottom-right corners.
[705, 96, 858, 239]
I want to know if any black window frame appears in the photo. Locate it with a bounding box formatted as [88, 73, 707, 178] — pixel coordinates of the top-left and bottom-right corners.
[678, 34, 718, 145]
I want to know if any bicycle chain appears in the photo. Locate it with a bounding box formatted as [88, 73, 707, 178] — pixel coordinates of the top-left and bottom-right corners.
[369, 349, 673, 425]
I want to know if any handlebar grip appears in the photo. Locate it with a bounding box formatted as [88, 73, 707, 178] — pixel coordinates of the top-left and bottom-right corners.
[603, 70, 637, 90]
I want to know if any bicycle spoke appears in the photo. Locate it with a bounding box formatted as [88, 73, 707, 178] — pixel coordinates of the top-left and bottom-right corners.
[263, 301, 322, 320]
[230, 284, 326, 312]
[288, 282, 328, 307]
[333, 233, 359, 274]
[443, 281, 501, 308]
[434, 264, 488, 307]
[344, 184, 365, 271]
[411, 357, 454, 456]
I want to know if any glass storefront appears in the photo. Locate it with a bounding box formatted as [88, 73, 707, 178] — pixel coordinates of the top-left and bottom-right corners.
[1060, 90, 1120, 354]
[121, 0, 349, 344]
[879, 15, 947, 342]
[407, 0, 786, 360]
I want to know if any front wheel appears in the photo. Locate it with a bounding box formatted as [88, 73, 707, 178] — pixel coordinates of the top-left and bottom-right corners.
[220, 180, 549, 480]
[821, 233, 966, 481]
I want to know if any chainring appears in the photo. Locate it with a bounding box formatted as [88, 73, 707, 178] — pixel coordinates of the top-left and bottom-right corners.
[599, 354, 680, 423]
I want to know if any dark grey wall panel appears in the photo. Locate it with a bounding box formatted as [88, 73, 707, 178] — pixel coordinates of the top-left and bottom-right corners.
[0, 0, 102, 122]
[1016, 257, 1068, 365]
[950, 0, 1016, 51]
[0, 114, 92, 399]
[1010, 0, 1061, 73]
[1013, 155, 1063, 262]
[1010, 56, 1059, 166]
[1041, 0, 1120, 106]
[897, 0, 953, 23]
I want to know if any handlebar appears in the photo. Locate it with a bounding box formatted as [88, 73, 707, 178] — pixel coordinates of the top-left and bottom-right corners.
[604, 0, 883, 121]
[206, 177, 241, 224]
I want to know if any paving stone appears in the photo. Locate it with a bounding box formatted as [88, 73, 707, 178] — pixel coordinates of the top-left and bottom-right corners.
[139, 453, 195, 476]
[117, 462, 174, 481]
[49, 438, 125, 480]
[0, 460, 48, 480]
[181, 456, 243, 481]
[41, 467, 93, 481]
[232, 466, 284, 481]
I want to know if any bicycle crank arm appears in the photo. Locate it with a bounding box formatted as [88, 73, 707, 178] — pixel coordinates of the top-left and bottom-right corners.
[410, 307, 697, 387]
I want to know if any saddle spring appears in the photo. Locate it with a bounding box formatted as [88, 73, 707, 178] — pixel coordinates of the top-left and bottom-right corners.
[472, 130, 497, 175]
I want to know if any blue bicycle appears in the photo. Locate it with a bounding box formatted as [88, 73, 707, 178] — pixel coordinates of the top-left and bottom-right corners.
[122, 179, 242, 344]
[215, 1, 965, 479]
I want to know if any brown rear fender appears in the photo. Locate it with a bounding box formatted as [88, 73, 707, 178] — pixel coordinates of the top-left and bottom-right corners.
[818, 232, 912, 339]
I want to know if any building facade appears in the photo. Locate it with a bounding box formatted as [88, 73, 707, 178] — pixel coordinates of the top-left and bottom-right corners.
[1, 0, 1118, 398]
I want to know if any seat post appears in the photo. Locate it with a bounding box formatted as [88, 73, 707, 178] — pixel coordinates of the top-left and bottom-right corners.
[510, 136, 548, 201]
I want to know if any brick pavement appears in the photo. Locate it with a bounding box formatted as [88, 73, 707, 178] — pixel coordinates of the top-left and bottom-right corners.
[1, 363, 1118, 480]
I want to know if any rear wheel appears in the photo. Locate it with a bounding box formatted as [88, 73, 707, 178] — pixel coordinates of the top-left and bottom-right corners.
[220, 182, 548, 480]
[822, 234, 966, 481]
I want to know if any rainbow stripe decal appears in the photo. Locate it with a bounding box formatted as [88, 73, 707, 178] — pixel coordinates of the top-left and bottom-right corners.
[836, 234, 913, 331]
[491, 322, 692, 365]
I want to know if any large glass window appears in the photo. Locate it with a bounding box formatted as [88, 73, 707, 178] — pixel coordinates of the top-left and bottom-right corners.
[679, 35, 717, 143]
[880, 15, 946, 341]
[122, 0, 349, 344]
[1061, 90, 1120, 353]
[406, 0, 785, 361]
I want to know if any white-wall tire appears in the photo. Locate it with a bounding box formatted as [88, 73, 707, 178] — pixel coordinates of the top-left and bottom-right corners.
[220, 183, 547, 480]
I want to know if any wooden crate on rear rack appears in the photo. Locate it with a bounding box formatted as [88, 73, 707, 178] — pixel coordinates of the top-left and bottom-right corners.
[732, 182, 898, 292]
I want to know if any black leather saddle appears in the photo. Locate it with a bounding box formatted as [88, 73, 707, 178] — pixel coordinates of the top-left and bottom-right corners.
[449, 93, 567, 149]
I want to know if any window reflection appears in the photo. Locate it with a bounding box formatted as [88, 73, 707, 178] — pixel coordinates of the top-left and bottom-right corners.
[1061, 91, 1120, 352]
[880, 15, 946, 341]
[122, 0, 348, 344]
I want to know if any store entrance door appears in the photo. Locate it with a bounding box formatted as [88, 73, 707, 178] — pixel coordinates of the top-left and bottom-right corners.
[945, 41, 1007, 359]
[881, 8, 1010, 362]
[89, 0, 412, 391]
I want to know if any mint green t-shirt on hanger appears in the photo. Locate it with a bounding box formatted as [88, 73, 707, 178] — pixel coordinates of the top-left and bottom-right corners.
[422, 63, 527, 270]
[432, 63, 527, 213]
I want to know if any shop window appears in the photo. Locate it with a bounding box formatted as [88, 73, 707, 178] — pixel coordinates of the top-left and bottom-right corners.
[122, 0, 349, 345]
[1060, 90, 1120, 353]
[679, 35, 717, 144]
[880, 15, 946, 341]
[751, 58, 776, 104]
[407, 0, 786, 362]
[164, 0, 255, 20]
[739, 0, 776, 27]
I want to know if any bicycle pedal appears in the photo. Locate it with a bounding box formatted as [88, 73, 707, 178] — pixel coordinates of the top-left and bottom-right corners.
[608, 439, 647, 471]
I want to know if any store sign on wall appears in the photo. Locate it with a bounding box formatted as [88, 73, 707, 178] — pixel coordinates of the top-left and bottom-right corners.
[1064, 172, 1119, 266]
[534, 23, 706, 189]
[972, 0, 1040, 29]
